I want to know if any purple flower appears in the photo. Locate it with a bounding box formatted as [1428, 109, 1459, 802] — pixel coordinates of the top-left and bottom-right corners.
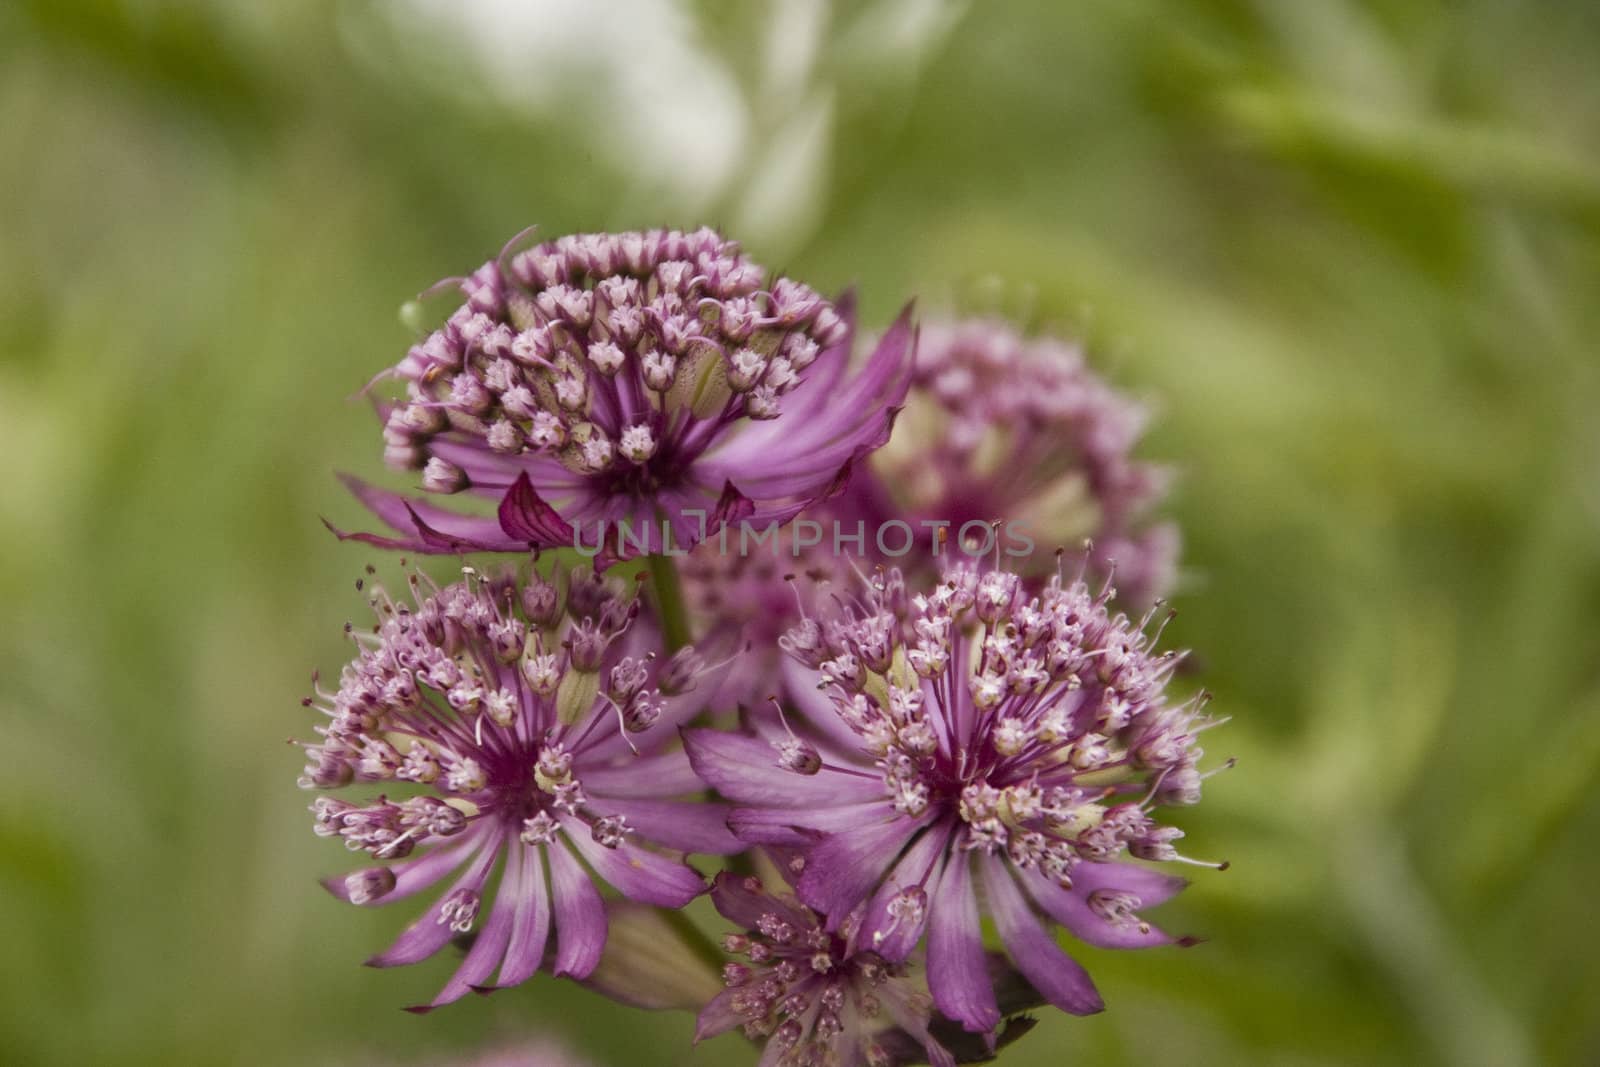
[677, 543, 845, 709]
[696, 871, 955, 1067]
[332, 227, 913, 561]
[838, 315, 1178, 604]
[298, 563, 738, 1011]
[685, 560, 1222, 1032]
[677, 315, 1177, 705]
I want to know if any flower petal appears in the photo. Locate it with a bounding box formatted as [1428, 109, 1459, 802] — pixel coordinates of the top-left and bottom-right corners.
[494, 842, 551, 988]
[366, 832, 501, 969]
[422, 842, 524, 1008]
[1021, 865, 1182, 950]
[728, 799, 894, 846]
[428, 437, 579, 491]
[594, 797, 741, 855]
[701, 302, 914, 494]
[579, 749, 707, 798]
[560, 815, 706, 907]
[320, 831, 482, 905]
[548, 840, 608, 978]
[683, 729, 883, 807]
[498, 471, 584, 551]
[694, 986, 745, 1043]
[927, 853, 1001, 1034]
[796, 811, 929, 925]
[857, 823, 953, 962]
[982, 856, 1103, 1016]
[1071, 861, 1189, 906]
[332, 474, 524, 552]
[708, 870, 815, 933]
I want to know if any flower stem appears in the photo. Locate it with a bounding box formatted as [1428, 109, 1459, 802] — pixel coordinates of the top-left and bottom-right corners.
[646, 553, 692, 651]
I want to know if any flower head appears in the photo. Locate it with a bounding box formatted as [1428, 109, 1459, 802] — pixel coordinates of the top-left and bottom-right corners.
[299, 563, 737, 1010]
[334, 227, 913, 561]
[685, 559, 1222, 1032]
[677, 315, 1177, 705]
[697, 872, 955, 1067]
[843, 316, 1177, 603]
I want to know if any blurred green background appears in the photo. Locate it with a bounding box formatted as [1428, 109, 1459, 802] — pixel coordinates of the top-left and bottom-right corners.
[3, 1, 1598, 1064]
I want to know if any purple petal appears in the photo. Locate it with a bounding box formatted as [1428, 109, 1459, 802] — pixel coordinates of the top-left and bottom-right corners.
[1071, 861, 1189, 906]
[579, 749, 707, 798]
[728, 799, 894, 846]
[366, 832, 501, 968]
[982, 856, 1103, 1016]
[711, 479, 756, 527]
[426, 440, 583, 494]
[683, 729, 883, 807]
[333, 475, 524, 552]
[857, 823, 954, 962]
[927, 853, 1001, 1034]
[320, 832, 482, 904]
[498, 471, 581, 550]
[425, 843, 524, 1007]
[795, 812, 928, 925]
[1021, 865, 1181, 950]
[695, 986, 745, 1042]
[709, 870, 816, 933]
[560, 815, 706, 907]
[781, 657, 881, 758]
[495, 843, 551, 988]
[701, 302, 914, 493]
[548, 840, 607, 978]
[595, 797, 741, 855]
[417, 436, 522, 487]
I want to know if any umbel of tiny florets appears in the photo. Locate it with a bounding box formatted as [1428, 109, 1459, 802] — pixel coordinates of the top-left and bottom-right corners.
[841, 316, 1179, 605]
[696, 872, 956, 1067]
[333, 227, 914, 561]
[297, 562, 738, 1011]
[676, 314, 1179, 706]
[685, 556, 1226, 1033]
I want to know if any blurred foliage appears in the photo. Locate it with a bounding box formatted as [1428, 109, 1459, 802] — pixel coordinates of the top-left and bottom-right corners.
[2, 1, 1598, 1065]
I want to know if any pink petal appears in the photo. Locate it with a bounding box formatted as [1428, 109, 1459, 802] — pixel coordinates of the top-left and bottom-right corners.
[595, 797, 741, 855]
[728, 799, 895, 846]
[982, 856, 1103, 1016]
[579, 749, 707, 798]
[548, 840, 607, 978]
[795, 811, 928, 925]
[927, 853, 1001, 1033]
[683, 729, 883, 807]
[423, 842, 524, 1008]
[1022, 865, 1182, 950]
[708, 871, 815, 935]
[495, 843, 551, 988]
[366, 832, 501, 968]
[320, 831, 482, 905]
[560, 815, 706, 907]
[857, 823, 954, 962]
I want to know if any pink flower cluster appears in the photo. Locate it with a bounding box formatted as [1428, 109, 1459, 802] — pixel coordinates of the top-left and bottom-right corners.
[297, 227, 1224, 1065]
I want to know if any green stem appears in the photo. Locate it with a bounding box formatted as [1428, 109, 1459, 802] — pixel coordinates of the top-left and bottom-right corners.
[646, 553, 692, 651]
[662, 904, 725, 973]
